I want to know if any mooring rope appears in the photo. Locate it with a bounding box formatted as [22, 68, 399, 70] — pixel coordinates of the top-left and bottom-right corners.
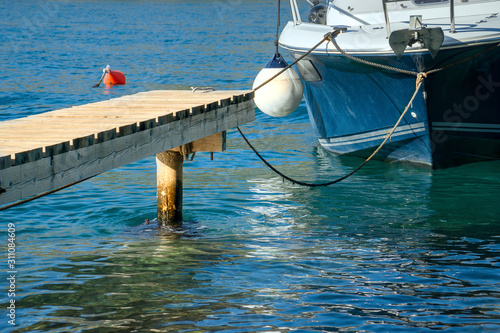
[238, 30, 500, 187]
[238, 76, 424, 187]
[253, 34, 334, 92]
[327, 34, 500, 77]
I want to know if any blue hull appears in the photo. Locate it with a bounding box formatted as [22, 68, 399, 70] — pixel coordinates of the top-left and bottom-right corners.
[293, 43, 500, 169]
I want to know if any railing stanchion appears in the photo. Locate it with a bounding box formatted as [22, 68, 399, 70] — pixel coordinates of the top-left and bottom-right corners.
[382, 0, 391, 38]
[450, 0, 456, 33]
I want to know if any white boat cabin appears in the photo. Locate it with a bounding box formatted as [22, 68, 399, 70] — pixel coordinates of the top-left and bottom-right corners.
[326, 0, 499, 26]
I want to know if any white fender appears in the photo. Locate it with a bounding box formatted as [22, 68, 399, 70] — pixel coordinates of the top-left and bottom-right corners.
[252, 54, 303, 117]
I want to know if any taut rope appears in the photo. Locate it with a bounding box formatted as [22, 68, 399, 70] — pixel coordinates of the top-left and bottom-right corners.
[238, 29, 500, 187]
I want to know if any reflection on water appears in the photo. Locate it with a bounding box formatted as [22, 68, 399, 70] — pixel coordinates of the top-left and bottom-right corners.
[11, 214, 500, 332]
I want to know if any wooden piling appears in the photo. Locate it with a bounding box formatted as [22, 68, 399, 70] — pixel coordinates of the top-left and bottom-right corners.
[156, 150, 183, 225]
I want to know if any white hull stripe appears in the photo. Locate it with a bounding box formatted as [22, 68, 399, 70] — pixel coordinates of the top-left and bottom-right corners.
[319, 123, 426, 147]
[432, 122, 500, 133]
[433, 127, 500, 133]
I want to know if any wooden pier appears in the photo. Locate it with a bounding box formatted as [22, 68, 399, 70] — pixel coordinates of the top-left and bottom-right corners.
[0, 90, 255, 222]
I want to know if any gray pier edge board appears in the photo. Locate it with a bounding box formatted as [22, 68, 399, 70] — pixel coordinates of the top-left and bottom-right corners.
[0, 91, 255, 206]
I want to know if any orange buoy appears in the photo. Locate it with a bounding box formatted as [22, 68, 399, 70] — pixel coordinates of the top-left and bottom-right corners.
[103, 69, 126, 86]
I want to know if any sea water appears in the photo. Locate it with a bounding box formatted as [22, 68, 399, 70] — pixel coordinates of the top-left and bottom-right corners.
[0, 1, 499, 332]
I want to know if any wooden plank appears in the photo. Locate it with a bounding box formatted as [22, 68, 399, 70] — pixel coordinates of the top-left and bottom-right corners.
[45, 142, 71, 157]
[191, 131, 226, 153]
[118, 123, 137, 137]
[15, 148, 43, 166]
[191, 132, 226, 152]
[96, 129, 117, 144]
[0, 103, 238, 156]
[139, 118, 156, 131]
[219, 98, 231, 108]
[244, 91, 255, 101]
[232, 94, 244, 104]
[191, 105, 205, 116]
[206, 101, 218, 112]
[171, 132, 226, 154]
[157, 114, 175, 126]
[0, 90, 255, 205]
[0, 156, 12, 170]
[73, 134, 95, 150]
[175, 109, 190, 120]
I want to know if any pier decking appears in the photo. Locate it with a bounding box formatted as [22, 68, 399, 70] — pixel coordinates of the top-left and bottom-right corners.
[0, 90, 255, 209]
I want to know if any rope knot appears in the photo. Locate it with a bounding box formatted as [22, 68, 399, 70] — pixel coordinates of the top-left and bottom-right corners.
[416, 72, 427, 87]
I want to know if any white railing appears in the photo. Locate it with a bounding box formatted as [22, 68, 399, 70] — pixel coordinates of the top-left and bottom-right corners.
[382, 0, 392, 37]
[381, 0, 456, 36]
[450, 0, 456, 33]
[289, 0, 302, 25]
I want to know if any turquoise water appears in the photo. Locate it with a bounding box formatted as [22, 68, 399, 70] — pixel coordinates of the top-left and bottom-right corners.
[1, 1, 500, 332]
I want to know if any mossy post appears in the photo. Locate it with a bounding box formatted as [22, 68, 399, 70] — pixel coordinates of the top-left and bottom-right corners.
[156, 150, 183, 225]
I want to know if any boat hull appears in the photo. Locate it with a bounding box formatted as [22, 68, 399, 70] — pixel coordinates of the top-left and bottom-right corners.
[291, 43, 500, 169]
